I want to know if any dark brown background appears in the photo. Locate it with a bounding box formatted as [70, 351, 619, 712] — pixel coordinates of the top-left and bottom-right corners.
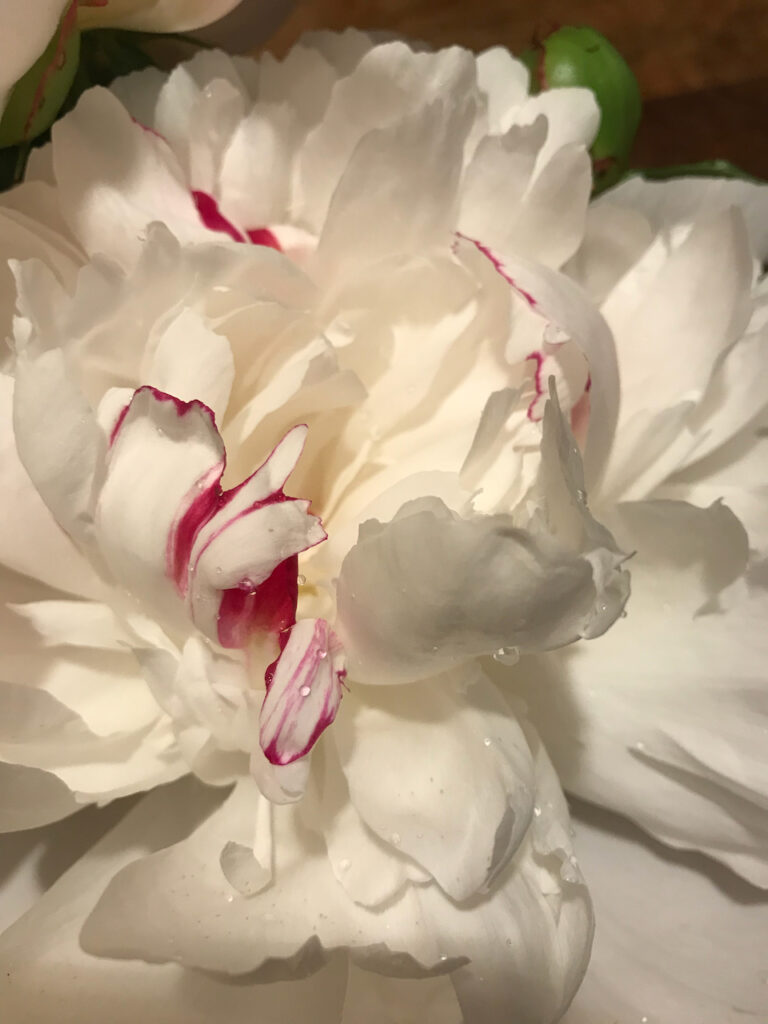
[263, 0, 768, 177]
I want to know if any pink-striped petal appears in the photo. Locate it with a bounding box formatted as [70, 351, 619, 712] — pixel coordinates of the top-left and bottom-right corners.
[259, 618, 346, 766]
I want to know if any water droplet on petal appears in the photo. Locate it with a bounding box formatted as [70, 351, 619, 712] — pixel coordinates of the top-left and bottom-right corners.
[299, 685, 311, 698]
[575, 488, 587, 504]
[318, 650, 327, 660]
[391, 832, 401, 846]
[339, 858, 351, 873]
[297, 574, 306, 585]
[483, 736, 493, 747]
[634, 740, 646, 753]
[533, 805, 542, 817]
[492, 645, 519, 666]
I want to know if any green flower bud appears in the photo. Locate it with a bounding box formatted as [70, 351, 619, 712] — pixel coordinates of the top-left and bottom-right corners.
[0, 9, 81, 148]
[522, 26, 642, 191]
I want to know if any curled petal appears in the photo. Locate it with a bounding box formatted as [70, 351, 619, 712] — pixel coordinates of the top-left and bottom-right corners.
[259, 618, 345, 766]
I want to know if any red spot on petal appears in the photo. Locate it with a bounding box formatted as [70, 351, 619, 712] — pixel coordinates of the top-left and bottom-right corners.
[192, 190, 246, 243]
[218, 555, 298, 650]
[246, 227, 282, 251]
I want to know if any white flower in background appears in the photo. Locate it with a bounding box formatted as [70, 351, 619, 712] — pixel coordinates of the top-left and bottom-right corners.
[0, 34, 632, 1024]
[0, 29, 765, 1024]
[0, 0, 258, 131]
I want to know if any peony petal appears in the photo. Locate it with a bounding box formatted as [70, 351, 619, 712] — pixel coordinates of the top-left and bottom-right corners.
[12, 339, 105, 545]
[147, 307, 235, 424]
[599, 207, 754, 502]
[0, 760, 78, 832]
[186, 426, 326, 648]
[602, 173, 768, 261]
[96, 386, 225, 631]
[562, 802, 768, 1024]
[334, 666, 535, 900]
[259, 618, 345, 766]
[76, 0, 245, 33]
[52, 88, 208, 268]
[79, 752, 591, 1024]
[0, 374, 103, 598]
[337, 392, 628, 686]
[0, 2, 70, 116]
[509, 497, 768, 886]
[314, 98, 473, 288]
[0, 779, 350, 1024]
[295, 42, 476, 231]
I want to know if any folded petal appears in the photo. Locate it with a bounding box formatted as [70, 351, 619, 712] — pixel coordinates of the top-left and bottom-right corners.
[510, 497, 768, 886]
[337, 393, 628, 686]
[79, 741, 591, 1023]
[259, 617, 345, 765]
[334, 666, 535, 900]
[563, 802, 768, 1024]
[0, 779, 350, 1024]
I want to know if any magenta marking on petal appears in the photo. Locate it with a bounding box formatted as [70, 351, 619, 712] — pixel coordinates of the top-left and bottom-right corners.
[261, 620, 345, 766]
[192, 190, 246, 243]
[246, 227, 283, 251]
[457, 232, 539, 308]
[526, 350, 545, 422]
[109, 402, 131, 447]
[168, 463, 224, 596]
[217, 554, 299, 649]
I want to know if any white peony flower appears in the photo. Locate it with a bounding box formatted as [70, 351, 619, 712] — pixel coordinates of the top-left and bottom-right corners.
[0, 2, 293, 148]
[0, 33, 633, 1024]
[1, 29, 766, 1023]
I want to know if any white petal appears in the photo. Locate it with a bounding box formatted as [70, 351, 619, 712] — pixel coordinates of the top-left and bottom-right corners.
[0, 779, 350, 1024]
[295, 42, 476, 231]
[0, 801, 131, 931]
[96, 386, 225, 631]
[77, 0, 245, 32]
[80, 755, 591, 1024]
[259, 618, 345, 765]
[52, 88, 207, 268]
[475, 47, 530, 132]
[563, 803, 768, 1024]
[147, 307, 234, 423]
[314, 98, 472, 287]
[600, 207, 754, 501]
[337, 394, 627, 686]
[510, 497, 768, 885]
[602, 173, 768, 261]
[0, 2, 70, 115]
[0, 374, 102, 598]
[334, 666, 535, 900]
[12, 343, 105, 544]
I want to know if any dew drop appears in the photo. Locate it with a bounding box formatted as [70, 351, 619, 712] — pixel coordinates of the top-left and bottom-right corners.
[299, 685, 311, 698]
[391, 832, 401, 846]
[575, 488, 587, 504]
[483, 736, 493, 747]
[297, 574, 307, 585]
[439, 954, 449, 963]
[634, 740, 646, 753]
[339, 858, 351, 873]
[318, 650, 327, 660]
[533, 805, 542, 817]
[225, 894, 234, 904]
[492, 645, 519, 666]
[215, 566, 223, 575]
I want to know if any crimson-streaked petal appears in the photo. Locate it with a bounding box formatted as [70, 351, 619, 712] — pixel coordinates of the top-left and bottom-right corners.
[96, 386, 225, 632]
[187, 426, 326, 648]
[259, 618, 345, 766]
